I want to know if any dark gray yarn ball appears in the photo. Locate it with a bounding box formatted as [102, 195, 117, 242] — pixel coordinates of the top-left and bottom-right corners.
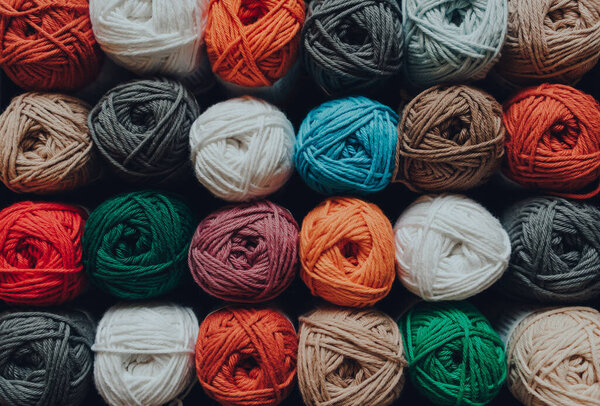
[500, 197, 600, 302]
[0, 310, 95, 406]
[88, 78, 200, 184]
[301, 0, 403, 95]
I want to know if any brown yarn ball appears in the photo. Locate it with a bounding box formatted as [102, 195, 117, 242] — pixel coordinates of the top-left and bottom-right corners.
[393, 85, 505, 192]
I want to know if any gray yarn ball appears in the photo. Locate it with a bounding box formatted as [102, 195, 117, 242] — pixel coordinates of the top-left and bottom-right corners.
[0, 310, 95, 406]
[88, 78, 200, 184]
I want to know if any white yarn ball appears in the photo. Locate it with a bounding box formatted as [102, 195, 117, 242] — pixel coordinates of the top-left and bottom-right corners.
[189, 96, 295, 202]
[92, 302, 199, 406]
[89, 0, 208, 75]
[394, 194, 510, 301]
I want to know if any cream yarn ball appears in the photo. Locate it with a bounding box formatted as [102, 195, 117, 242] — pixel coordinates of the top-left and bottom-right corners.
[394, 194, 510, 300]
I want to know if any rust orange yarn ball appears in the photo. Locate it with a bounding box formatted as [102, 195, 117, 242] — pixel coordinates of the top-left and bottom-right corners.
[299, 197, 395, 308]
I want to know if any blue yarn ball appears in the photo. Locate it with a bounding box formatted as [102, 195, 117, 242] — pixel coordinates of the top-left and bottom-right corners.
[294, 97, 398, 194]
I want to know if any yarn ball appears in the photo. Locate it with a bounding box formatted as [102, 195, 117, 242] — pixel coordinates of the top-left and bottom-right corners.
[93, 302, 199, 406]
[83, 191, 195, 299]
[195, 307, 297, 406]
[205, 0, 305, 87]
[0, 202, 87, 306]
[299, 197, 395, 308]
[506, 307, 600, 405]
[503, 84, 600, 199]
[0, 309, 95, 406]
[0, 0, 102, 91]
[88, 78, 200, 185]
[402, 0, 507, 87]
[394, 194, 510, 301]
[89, 0, 208, 75]
[0, 92, 99, 194]
[295, 97, 398, 195]
[495, 0, 600, 87]
[298, 307, 406, 406]
[301, 0, 403, 95]
[400, 301, 506, 406]
[190, 96, 295, 201]
[393, 85, 505, 192]
[188, 200, 299, 302]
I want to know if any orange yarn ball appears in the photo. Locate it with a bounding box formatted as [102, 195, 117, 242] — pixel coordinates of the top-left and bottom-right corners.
[299, 197, 396, 308]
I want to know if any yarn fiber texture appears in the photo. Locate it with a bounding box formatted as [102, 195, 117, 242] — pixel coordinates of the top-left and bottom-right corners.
[503, 84, 600, 199]
[394, 194, 511, 301]
[300, 197, 395, 308]
[402, 0, 507, 87]
[0, 310, 95, 406]
[195, 307, 297, 406]
[295, 96, 398, 195]
[190, 96, 295, 201]
[393, 85, 505, 192]
[93, 302, 199, 406]
[0, 202, 87, 306]
[301, 0, 403, 95]
[298, 307, 407, 406]
[0, 0, 102, 90]
[88, 78, 200, 185]
[83, 191, 195, 299]
[400, 301, 507, 406]
[188, 200, 299, 302]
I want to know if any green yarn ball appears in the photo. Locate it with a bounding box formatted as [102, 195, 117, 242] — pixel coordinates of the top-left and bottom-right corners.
[83, 191, 195, 299]
[400, 301, 506, 406]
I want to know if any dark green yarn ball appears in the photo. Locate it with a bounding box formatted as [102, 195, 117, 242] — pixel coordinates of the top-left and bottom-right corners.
[83, 191, 195, 299]
[399, 301, 506, 406]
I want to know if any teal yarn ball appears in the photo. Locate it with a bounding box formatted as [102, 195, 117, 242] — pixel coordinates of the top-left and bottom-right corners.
[294, 96, 398, 194]
[83, 191, 195, 299]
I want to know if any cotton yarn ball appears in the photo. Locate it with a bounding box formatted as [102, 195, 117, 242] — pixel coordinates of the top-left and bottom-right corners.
[503, 84, 600, 199]
[0, 309, 95, 406]
[190, 96, 295, 201]
[402, 0, 507, 87]
[93, 302, 199, 406]
[298, 307, 406, 406]
[89, 0, 208, 75]
[393, 85, 505, 192]
[0, 0, 102, 91]
[83, 191, 195, 299]
[89, 78, 200, 185]
[188, 200, 298, 302]
[300, 197, 395, 307]
[400, 301, 506, 406]
[196, 307, 297, 406]
[295, 97, 398, 195]
[301, 0, 403, 95]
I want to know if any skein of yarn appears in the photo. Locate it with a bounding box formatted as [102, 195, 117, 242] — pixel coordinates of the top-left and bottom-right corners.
[88, 78, 200, 185]
[298, 307, 407, 406]
[402, 0, 507, 87]
[295, 97, 398, 195]
[189, 96, 295, 201]
[503, 84, 600, 198]
[0, 92, 99, 194]
[195, 307, 297, 406]
[300, 197, 395, 307]
[400, 301, 506, 406]
[83, 191, 195, 299]
[393, 85, 505, 192]
[0, 202, 87, 306]
[394, 194, 510, 301]
[93, 302, 199, 406]
[301, 0, 403, 95]
[0, 0, 102, 90]
[188, 200, 299, 302]
[0, 310, 95, 406]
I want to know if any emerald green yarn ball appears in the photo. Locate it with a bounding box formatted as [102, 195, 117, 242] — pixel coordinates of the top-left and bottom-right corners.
[83, 191, 195, 299]
[400, 302, 506, 406]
